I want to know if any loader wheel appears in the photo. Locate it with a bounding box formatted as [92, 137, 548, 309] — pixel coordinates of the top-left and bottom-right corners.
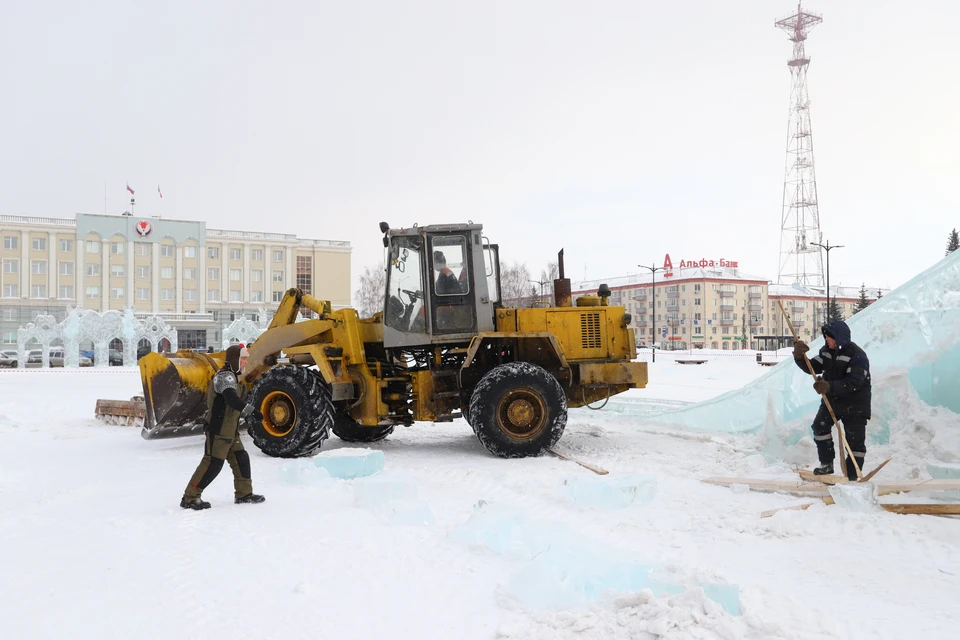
[469, 362, 567, 458]
[247, 365, 332, 458]
[331, 414, 394, 443]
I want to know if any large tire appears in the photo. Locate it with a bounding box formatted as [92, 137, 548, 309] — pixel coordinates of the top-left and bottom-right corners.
[331, 414, 394, 443]
[247, 365, 331, 457]
[469, 362, 567, 458]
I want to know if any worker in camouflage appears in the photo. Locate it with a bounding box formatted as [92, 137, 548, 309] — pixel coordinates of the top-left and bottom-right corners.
[794, 319, 872, 481]
[181, 345, 266, 510]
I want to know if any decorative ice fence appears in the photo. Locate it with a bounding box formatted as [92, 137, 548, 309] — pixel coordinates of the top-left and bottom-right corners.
[17, 308, 177, 369]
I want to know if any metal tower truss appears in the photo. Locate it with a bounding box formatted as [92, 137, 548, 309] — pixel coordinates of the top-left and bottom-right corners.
[776, 2, 824, 286]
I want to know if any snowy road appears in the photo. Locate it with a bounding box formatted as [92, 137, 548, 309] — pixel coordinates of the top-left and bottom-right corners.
[1, 356, 958, 639]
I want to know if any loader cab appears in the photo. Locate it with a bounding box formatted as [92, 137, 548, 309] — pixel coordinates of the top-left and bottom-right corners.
[382, 223, 499, 349]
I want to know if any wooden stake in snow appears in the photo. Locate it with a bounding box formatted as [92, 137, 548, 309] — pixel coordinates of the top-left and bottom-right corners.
[548, 449, 609, 475]
[776, 301, 862, 480]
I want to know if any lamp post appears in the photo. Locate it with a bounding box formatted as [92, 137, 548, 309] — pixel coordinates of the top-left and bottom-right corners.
[529, 279, 549, 307]
[812, 240, 843, 323]
[638, 263, 664, 362]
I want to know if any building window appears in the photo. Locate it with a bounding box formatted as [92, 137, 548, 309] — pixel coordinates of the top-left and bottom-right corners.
[31, 284, 47, 298]
[251, 290, 262, 302]
[2, 260, 17, 274]
[137, 287, 149, 300]
[86, 286, 99, 299]
[252, 269, 263, 282]
[161, 267, 174, 279]
[60, 239, 73, 252]
[230, 248, 241, 261]
[31, 261, 46, 275]
[87, 240, 100, 253]
[184, 268, 196, 280]
[3, 236, 17, 250]
[161, 288, 174, 301]
[111, 265, 124, 277]
[296, 256, 312, 294]
[208, 247, 219, 259]
[229, 269, 241, 282]
[137, 266, 149, 278]
[112, 242, 124, 254]
[160, 244, 174, 257]
[3, 284, 17, 298]
[273, 250, 283, 263]
[208, 289, 220, 302]
[272, 291, 284, 302]
[184, 288, 197, 301]
[229, 290, 242, 302]
[3, 331, 16, 344]
[111, 287, 124, 299]
[272, 270, 284, 282]
[137, 243, 150, 256]
[59, 262, 73, 276]
[32, 237, 46, 251]
[184, 246, 196, 258]
[208, 268, 220, 280]
[252, 249, 263, 261]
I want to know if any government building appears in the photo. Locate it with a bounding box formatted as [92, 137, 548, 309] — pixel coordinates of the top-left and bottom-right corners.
[0, 213, 351, 351]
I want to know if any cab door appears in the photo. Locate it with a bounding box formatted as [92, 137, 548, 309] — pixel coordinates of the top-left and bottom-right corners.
[428, 234, 477, 335]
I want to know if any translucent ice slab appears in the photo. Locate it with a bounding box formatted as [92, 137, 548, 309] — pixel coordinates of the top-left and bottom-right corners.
[314, 448, 384, 479]
[561, 474, 657, 509]
[829, 482, 880, 513]
[607, 252, 960, 446]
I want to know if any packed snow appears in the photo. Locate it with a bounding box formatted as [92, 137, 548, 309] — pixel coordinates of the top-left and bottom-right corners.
[2, 353, 959, 639]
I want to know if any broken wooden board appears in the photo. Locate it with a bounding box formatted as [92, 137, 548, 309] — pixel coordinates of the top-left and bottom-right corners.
[703, 476, 960, 497]
[796, 469, 848, 485]
[861, 457, 893, 483]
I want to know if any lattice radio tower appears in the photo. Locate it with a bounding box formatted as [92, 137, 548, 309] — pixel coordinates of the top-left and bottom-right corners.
[776, 2, 824, 286]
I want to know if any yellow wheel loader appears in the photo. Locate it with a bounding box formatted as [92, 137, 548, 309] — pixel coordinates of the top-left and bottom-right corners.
[101, 222, 647, 458]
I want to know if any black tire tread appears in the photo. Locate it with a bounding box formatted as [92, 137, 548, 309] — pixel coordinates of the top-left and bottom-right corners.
[247, 365, 332, 458]
[331, 414, 394, 443]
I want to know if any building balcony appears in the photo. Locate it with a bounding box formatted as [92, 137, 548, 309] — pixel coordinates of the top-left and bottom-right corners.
[719, 303, 735, 311]
[749, 319, 762, 326]
[791, 303, 805, 312]
[719, 289, 735, 297]
[635, 319, 648, 327]
[720, 318, 735, 326]
[666, 302, 680, 311]
[748, 303, 762, 311]
[748, 291, 762, 299]
[792, 320, 804, 328]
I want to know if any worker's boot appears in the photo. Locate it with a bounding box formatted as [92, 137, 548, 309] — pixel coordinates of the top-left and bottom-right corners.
[845, 456, 865, 481]
[812, 462, 834, 476]
[180, 497, 211, 510]
[235, 493, 265, 505]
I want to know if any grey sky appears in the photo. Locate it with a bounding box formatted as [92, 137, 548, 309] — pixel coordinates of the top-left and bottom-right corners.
[2, 1, 957, 295]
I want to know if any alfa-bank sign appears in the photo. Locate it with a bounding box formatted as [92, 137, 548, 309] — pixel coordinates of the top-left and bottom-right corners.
[662, 254, 738, 277]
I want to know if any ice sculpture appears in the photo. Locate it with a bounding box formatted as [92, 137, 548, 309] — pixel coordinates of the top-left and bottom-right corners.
[221, 316, 265, 350]
[608, 250, 960, 449]
[20, 308, 178, 368]
[16, 314, 60, 369]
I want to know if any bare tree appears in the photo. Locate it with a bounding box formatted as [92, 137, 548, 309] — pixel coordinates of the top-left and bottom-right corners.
[539, 261, 559, 301]
[500, 261, 532, 306]
[354, 262, 386, 318]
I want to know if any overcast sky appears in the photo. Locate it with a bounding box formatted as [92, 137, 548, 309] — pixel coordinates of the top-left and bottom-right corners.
[2, 1, 957, 296]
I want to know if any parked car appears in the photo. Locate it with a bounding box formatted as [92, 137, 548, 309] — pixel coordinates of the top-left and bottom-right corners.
[0, 350, 17, 368]
[26, 349, 43, 366]
[109, 349, 124, 366]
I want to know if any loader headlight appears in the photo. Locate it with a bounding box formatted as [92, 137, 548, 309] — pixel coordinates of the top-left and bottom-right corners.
[622, 313, 632, 327]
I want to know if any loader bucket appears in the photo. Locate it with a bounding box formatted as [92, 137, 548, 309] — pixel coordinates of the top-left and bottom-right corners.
[139, 351, 223, 440]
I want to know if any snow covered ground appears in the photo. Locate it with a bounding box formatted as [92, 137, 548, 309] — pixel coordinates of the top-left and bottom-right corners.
[2, 354, 958, 639]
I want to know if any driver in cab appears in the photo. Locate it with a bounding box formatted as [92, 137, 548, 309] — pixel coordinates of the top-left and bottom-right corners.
[433, 250, 461, 295]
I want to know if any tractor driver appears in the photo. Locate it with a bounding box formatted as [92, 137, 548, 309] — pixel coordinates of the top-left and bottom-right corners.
[433, 250, 461, 295]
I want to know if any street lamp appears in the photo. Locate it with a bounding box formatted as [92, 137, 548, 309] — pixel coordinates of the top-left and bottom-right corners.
[529, 279, 549, 307]
[812, 240, 844, 324]
[638, 263, 664, 362]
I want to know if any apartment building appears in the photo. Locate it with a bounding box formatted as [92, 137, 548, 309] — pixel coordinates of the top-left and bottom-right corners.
[1, 213, 351, 350]
[572, 255, 881, 350]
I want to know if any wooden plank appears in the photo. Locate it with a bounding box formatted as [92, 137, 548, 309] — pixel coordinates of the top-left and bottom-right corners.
[797, 469, 849, 485]
[860, 457, 893, 483]
[881, 504, 960, 515]
[548, 449, 609, 475]
[704, 476, 960, 497]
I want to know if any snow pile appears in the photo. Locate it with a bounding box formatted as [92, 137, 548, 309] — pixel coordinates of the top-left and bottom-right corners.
[0, 414, 18, 432]
[498, 588, 784, 640]
[451, 501, 740, 615]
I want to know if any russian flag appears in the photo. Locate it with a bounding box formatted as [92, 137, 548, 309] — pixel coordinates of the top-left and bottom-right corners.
[126, 182, 135, 196]
[158, 185, 162, 198]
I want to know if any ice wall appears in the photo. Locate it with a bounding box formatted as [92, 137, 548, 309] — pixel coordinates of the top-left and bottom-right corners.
[616, 251, 960, 449]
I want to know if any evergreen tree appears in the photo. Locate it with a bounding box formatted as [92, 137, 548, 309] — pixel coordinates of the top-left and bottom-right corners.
[947, 228, 960, 256]
[827, 299, 845, 323]
[854, 283, 871, 313]
[876, 289, 883, 299]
